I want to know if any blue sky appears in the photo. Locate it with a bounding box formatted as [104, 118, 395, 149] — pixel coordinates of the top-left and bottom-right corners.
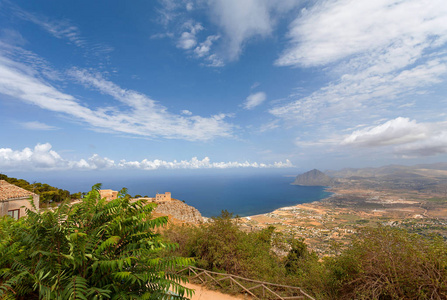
[1, 0, 447, 175]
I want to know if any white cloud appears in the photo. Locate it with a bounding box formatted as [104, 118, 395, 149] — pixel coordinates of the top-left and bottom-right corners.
[395, 132, 447, 157]
[243, 92, 267, 110]
[276, 0, 447, 67]
[181, 110, 193, 115]
[0, 47, 233, 141]
[186, 2, 194, 11]
[341, 117, 447, 157]
[177, 21, 203, 50]
[7, 2, 113, 59]
[194, 35, 220, 57]
[20, 121, 58, 131]
[271, 0, 447, 134]
[0, 143, 294, 171]
[203, 54, 224, 67]
[259, 120, 279, 132]
[342, 117, 427, 147]
[250, 82, 260, 90]
[0, 143, 68, 170]
[13, 5, 85, 48]
[206, 0, 299, 60]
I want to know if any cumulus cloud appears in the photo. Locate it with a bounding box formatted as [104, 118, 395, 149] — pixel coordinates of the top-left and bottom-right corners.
[0, 45, 233, 141]
[342, 117, 427, 147]
[243, 92, 267, 110]
[20, 121, 58, 131]
[0, 143, 67, 170]
[342, 117, 447, 157]
[0, 143, 294, 171]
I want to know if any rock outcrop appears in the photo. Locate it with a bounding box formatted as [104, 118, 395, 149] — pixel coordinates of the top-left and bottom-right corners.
[153, 199, 203, 224]
[292, 169, 335, 186]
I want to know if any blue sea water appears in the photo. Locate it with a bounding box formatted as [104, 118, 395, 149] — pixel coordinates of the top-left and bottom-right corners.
[12, 172, 332, 218]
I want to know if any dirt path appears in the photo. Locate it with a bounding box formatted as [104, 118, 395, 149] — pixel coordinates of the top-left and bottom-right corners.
[184, 282, 250, 300]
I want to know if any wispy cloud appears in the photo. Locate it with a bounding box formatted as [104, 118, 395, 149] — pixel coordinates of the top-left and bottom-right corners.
[0, 46, 233, 141]
[194, 35, 220, 57]
[20, 121, 58, 131]
[271, 0, 447, 141]
[157, 0, 298, 66]
[6, 2, 113, 59]
[276, 0, 447, 67]
[177, 20, 203, 50]
[243, 92, 267, 110]
[12, 5, 85, 48]
[0, 143, 294, 171]
[206, 0, 299, 61]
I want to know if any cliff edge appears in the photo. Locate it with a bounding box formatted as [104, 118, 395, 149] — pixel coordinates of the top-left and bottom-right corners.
[153, 199, 203, 224]
[292, 169, 335, 186]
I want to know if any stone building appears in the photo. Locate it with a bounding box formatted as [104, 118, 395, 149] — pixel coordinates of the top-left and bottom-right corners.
[99, 189, 118, 201]
[155, 192, 171, 201]
[0, 180, 39, 219]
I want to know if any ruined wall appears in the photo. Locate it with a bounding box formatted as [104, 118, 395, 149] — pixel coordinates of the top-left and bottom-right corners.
[155, 192, 171, 202]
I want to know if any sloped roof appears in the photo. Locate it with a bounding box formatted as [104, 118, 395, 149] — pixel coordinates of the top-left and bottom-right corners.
[0, 180, 36, 201]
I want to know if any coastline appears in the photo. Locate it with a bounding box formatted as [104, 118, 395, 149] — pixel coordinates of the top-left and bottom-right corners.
[240, 185, 337, 220]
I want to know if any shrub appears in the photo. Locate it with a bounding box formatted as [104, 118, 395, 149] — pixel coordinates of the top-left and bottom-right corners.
[329, 226, 447, 299]
[0, 184, 192, 300]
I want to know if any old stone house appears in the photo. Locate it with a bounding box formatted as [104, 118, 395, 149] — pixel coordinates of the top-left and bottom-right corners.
[0, 180, 39, 219]
[99, 189, 119, 201]
[155, 192, 171, 201]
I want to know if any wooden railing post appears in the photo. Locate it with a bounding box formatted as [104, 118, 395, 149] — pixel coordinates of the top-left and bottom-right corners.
[179, 266, 315, 300]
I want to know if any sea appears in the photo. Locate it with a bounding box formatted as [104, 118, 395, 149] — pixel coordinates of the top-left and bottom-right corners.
[12, 171, 332, 218]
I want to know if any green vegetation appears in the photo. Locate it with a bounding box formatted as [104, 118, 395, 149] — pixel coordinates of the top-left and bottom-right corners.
[1, 174, 446, 299]
[426, 197, 447, 203]
[164, 212, 447, 299]
[0, 174, 78, 206]
[0, 185, 192, 300]
[331, 227, 447, 299]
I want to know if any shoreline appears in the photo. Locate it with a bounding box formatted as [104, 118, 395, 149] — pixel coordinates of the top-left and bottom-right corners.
[240, 185, 337, 220]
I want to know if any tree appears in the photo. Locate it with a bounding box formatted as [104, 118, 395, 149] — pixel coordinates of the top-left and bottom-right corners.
[0, 184, 192, 299]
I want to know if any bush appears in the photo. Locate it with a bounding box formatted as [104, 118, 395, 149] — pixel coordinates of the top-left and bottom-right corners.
[329, 226, 447, 299]
[164, 211, 286, 282]
[0, 184, 192, 300]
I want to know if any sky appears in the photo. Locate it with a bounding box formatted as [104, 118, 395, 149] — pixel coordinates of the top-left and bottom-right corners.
[1, 0, 447, 177]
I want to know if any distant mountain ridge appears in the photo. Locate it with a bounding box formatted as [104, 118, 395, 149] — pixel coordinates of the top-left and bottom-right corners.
[325, 162, 447, 179]
[292, 169, 335, 186]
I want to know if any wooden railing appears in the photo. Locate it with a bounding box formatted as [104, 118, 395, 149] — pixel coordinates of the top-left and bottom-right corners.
[177, 266, 316, 300]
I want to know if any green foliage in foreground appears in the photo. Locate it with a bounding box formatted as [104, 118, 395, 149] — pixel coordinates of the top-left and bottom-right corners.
[164, 212, 447, 300]
[0, 184, 192, 300]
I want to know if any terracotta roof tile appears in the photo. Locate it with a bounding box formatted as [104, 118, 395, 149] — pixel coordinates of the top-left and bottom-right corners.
[0, 180, 36, 201]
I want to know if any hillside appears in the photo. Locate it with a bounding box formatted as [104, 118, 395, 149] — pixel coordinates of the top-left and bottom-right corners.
[292, 169, 335, 186]
[325, 162, 447, 193]
[153, 199, 203, 224]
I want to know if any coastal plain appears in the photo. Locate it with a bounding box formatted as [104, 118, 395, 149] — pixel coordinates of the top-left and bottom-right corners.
[238, 164, 447, 255]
